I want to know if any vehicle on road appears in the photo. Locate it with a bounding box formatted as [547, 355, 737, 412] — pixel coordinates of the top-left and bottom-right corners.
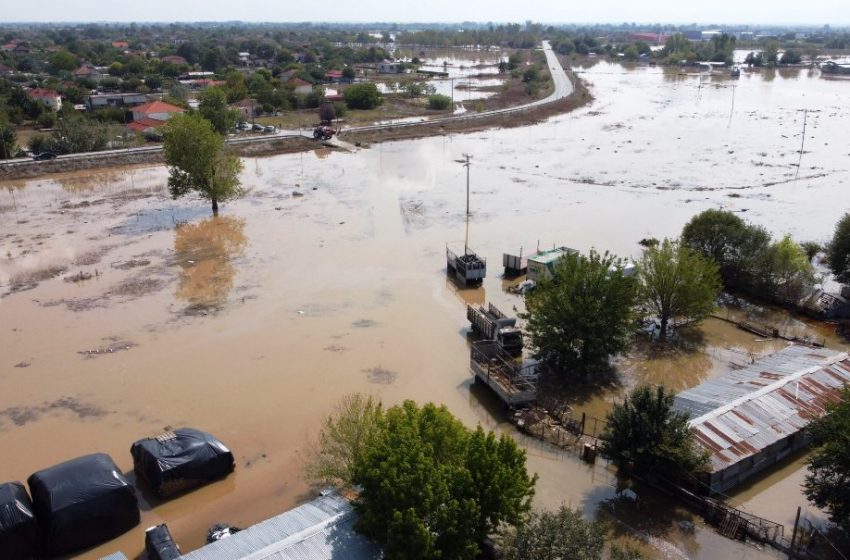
[252, 123, 264, 131]
[264, 125, 276, 133]
[313, 126, 336, 140]
[32, 152, 57, 161]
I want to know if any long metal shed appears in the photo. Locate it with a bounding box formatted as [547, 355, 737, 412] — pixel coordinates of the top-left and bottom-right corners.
[672, 345, 850, 495]
[179, 492, 382, 560]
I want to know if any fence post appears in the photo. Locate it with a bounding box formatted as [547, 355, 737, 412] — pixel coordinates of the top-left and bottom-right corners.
[580, 412, 586, 436]
[790, 506, 801, 552]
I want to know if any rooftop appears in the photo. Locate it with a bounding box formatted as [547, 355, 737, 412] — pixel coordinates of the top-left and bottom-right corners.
[673, 345, 850, 474]
[179, 491, 381, 560]
[133, 100, 185, 114]
[528, 246, 577, 266]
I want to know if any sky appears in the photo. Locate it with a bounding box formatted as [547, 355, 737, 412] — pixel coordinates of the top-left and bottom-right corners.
[1, 0, 848, 26]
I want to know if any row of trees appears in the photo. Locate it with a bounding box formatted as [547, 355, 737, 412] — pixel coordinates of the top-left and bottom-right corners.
[681, 209, 819, 304]
[524, 240, 721, 378]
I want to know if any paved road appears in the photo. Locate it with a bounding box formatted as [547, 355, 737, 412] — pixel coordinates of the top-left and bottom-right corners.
[1, 42, 574, 170]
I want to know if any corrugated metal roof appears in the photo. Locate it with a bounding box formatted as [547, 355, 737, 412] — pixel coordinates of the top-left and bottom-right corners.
[528, 247, 577, 266]
[98, 553, 129, 560]
[672, 345, 850, 473]
[180, 492, 382, 560]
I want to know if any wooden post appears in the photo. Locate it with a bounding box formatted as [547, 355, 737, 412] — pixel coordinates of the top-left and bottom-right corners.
[790, 506, 801, 552]
[580, 412, 586, 436]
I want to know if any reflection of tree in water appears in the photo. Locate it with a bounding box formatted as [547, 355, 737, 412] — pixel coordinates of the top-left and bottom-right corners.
[174, 216, 247, 310]
[620, 331, 712, 392]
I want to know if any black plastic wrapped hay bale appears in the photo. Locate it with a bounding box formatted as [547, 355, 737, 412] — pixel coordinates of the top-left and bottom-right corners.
[27, 453, 139, 556]
[0, 481, 41, 560]
[131, 428, 235, 498]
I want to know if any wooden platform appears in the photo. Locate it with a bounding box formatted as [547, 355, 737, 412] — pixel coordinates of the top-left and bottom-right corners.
[470, 341, 537, 407]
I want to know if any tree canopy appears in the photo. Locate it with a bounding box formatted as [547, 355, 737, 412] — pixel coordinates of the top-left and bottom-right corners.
[343, 82, 383, 110]
[523, 250, 638, 376]
[828, 213, 850, 285]
[600, 385, 708, 481]
[163, 112, 243, 215]
[804, 387, 850, 533]
[352, 400, 536, 560]
[638, 238, 721, 339]
[500, 506, 604, 560]
[198, 86, 239, 134]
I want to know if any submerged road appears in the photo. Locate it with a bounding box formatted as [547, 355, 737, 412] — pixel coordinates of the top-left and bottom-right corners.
[0, 41, 575, 171]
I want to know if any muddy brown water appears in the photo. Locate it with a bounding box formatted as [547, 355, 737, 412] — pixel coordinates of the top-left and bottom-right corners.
[2, 60, 849, 559]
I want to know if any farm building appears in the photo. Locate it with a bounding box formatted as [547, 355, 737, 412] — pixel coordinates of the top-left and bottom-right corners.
[672, 345, 850, 495]
[178, 490, 381, 560]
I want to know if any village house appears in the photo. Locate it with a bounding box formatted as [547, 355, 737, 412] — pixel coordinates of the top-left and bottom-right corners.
[378, 61, 403, 74]
[127, 100, 184, 132]
[0, 64, 14, 75]
[86, 92, 149, 111]
[74, 65, 104, 83]
[672, 344, 850, 495]
[287, 77, 313, 95]
[229, 98, 257, 120]
[111, 41, 129, 49]
[27, 88, 62, 111]
[161, 55, 187, 66]
[325, 69, 344, 83]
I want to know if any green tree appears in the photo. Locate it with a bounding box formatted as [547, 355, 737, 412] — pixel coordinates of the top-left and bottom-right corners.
[780, 49, 802, 64]
[638, 239, 721, 339]
[163, 113, 244, 216]
[756, 234, 815, 303]
[681, 209, 770, 292]
[198, 86, 239, 134]
[500, 506, 604, 560]
[623, 45, 639, 61]
[764, 40, 780, 66]
[523, 251, 638, 376]
[427, 94, 452, 110]
[600, 385, 708, 480]
[46, 115, 109, 154]
[353, 401, 536, 560]
[342, 66, 356, 80]
[828, 213, 850, 285]
[0, 118, 17, 159]
[804, 387, 850, 533]
[343, 82, 383, 109]
[224, 69, 249, 102]
[48, 50, 78, 74]
[304, 393, 383, 488]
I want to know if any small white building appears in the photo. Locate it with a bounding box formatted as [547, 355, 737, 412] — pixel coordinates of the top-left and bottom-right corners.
[27, 89, 62, 111]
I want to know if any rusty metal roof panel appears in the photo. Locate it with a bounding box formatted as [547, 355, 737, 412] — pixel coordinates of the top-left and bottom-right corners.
[673, 345, 849, 473]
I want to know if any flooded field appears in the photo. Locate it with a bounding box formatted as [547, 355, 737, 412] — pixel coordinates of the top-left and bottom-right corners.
[1, 58, 849, 559]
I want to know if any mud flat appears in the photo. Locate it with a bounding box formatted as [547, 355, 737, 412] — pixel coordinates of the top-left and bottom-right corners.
[1, 57, 849, 559]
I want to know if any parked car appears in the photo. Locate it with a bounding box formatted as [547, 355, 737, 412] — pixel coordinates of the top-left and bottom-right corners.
[237, 122, 251, 131]
[252, 123, 264, 131]
[32, 152, 57, 161]
[264, 125, 276, 133]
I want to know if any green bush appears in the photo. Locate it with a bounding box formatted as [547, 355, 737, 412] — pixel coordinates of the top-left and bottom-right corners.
[343, 83, 383, 110]
[427, 94, 452, 110]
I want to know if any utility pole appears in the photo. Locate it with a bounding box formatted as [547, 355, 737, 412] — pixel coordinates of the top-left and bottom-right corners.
[462, 153, 472, 216]
[795, 108, 808, 180]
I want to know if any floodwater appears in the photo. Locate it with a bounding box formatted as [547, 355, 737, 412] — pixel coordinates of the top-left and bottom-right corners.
[2, 58, 849, 559]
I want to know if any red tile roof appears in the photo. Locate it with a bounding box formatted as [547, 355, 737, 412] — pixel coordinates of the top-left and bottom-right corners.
[127, 117, 168, 132]
[326, 70, 343, 78]
[112, 41, 129, 48]
[287, 78, 312, 87]
[28, 88, 60, 99]
[132, 100, 185, 115]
